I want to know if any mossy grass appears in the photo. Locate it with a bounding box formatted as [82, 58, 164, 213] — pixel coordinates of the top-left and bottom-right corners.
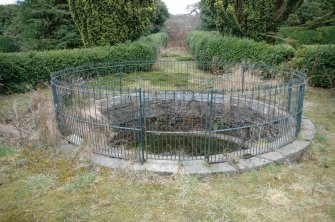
[0, 146, 17, 157]
[160, 53, 182, 58]
[85, 70, 190, 89]
[175, 56, 195, 62]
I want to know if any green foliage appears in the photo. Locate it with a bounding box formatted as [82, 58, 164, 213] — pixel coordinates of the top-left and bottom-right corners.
[201, 0, 303, 42]
[287, 0, 323, 25]
[292, 45, 335, 88]
[278, 26, 335, 45]
[0, 0, 81, 51]
[1, 0, 166, 50]
[69, 0, 154, 47]
[139, 32, 168, 51]
[287, 0, 335, 27]
[0, 4, 18, 36]
[16, 0, 82, 51]
[0, 33, 167, 93]
[188, 31, 295, 66]
[0, 36, 20, 52]
[145, 0, 169, 35]
[199, 0, 217, 30]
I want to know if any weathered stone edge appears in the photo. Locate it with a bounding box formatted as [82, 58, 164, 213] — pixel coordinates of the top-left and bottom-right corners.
[90, 117, 316, 175]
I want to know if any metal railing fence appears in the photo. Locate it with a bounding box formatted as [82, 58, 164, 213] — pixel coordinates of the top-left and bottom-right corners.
[51, 61, 306, 163]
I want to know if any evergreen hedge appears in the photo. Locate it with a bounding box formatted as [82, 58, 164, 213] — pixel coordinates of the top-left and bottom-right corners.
[187, 31, 295, 66]
[0, 33, 167, 93]
[292, 45, 335, 88]
[68, 0, 154, 47]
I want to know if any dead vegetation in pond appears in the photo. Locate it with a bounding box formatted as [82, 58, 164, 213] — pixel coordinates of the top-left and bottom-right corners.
[104, 104, 283, 157]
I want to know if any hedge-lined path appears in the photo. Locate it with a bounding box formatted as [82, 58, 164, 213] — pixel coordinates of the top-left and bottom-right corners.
[165, 14, 199, 49]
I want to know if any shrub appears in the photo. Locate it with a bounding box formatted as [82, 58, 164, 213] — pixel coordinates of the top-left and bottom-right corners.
[145, 0, 169, 35]
[292, 45, 335, 88]
[187, 31, 295, 66]
[200, 0, 302, 42]
[139, 32, 168, 55]
[278, 26, 335, 45]
[0, 36, 20, 53]
[0, 33, 167, 93]
[68, 0, 154, 47]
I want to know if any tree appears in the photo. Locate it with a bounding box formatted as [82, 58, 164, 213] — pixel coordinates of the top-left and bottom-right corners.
[145, 0, 169, 35]
[0, 35, 20, 52]
[16, 0, 82, 50]
[187, 2, 200, 15]
[68, 0, 155, 47]
[288, 0, 335, 28]
[0, 4, 18, 36]
[199, 0, 216, 30]
[202, 0, 303, 42]
[0, 1, 82, 51]
[287, 0, 332, 26]
[295, 0, 322, 24]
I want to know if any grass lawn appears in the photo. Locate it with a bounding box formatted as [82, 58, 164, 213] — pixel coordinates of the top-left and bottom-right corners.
[85, 70, 190, 90]
[0, 87, 334, 221]
[83, 59, 220, 92]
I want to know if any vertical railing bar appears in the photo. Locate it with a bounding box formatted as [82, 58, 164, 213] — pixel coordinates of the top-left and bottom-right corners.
[139, 88, 145, 163]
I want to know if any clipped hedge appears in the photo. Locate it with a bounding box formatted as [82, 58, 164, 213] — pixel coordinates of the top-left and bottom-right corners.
[188, 31, 295, 66]
[278, 26, 335, 45]
[68, 0, 154, 47]
[0, 33, 167, 93]
[292, 45, 335, 88]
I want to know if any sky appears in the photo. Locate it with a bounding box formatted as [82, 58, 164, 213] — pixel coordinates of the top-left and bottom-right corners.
[0, 0, 198, 15]
[162, 0, 199, 15]
[0, 0, 16, 5]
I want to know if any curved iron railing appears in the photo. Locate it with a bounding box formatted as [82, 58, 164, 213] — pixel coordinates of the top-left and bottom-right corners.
[51, 61, 306, 163]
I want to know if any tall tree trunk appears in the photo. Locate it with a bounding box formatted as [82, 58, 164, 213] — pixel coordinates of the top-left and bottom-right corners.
[235, 0, 244, 24]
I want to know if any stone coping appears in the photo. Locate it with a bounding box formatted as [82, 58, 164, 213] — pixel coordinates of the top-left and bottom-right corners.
[90, 117, 315, 175]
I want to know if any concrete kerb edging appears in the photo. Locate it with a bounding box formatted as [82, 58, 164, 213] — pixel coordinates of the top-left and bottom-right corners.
[90, 116, 316, 176]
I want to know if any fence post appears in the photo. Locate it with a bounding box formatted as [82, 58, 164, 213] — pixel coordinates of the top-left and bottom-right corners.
[51, 81, 58, 112]
[51, 81, 61, 132]
[119, 65, 123, 94]
[295, 84, 305, 137]
[287, 84, 292, 113]
[205, 90, 214, 162]
[139, 88, 145, 163]
[186, 62, 189, 74]
[186, 62, 189, 90]
[241, 65, 245, 94]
